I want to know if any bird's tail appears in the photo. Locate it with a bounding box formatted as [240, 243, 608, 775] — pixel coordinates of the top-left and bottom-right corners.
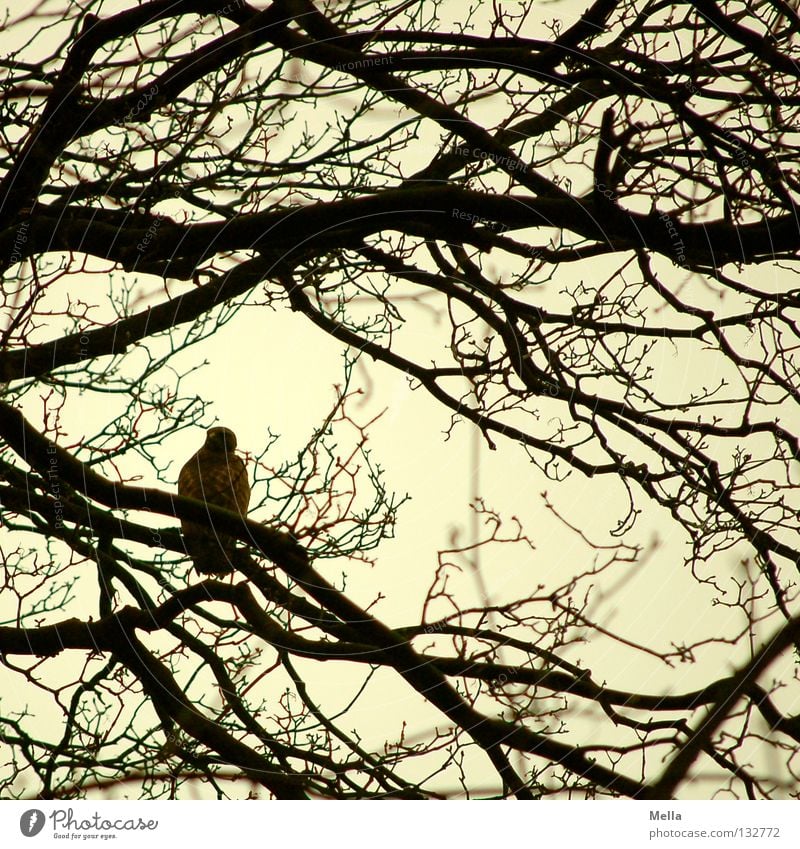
[184, 534, 235, 574]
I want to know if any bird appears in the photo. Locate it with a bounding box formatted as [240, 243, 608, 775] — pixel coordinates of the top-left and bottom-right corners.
[177, 427, 251, 574]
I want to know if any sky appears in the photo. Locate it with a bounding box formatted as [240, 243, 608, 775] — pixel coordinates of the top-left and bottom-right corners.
[1, 0, 797, 799]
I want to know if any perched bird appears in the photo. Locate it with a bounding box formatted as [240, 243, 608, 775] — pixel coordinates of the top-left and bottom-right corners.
[178, 427, 251, 574]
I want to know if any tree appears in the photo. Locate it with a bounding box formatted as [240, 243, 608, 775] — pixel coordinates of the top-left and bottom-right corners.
[1, 0, 799, 800]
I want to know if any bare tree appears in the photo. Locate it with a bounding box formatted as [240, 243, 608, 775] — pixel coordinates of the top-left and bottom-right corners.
[1, 0, 799, 799]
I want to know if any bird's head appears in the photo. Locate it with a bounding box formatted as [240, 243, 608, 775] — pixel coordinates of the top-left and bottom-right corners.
[205, 426, 238, 453]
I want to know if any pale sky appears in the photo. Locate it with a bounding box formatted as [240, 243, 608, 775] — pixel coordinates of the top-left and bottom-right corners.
[1, 0, 797, 800]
